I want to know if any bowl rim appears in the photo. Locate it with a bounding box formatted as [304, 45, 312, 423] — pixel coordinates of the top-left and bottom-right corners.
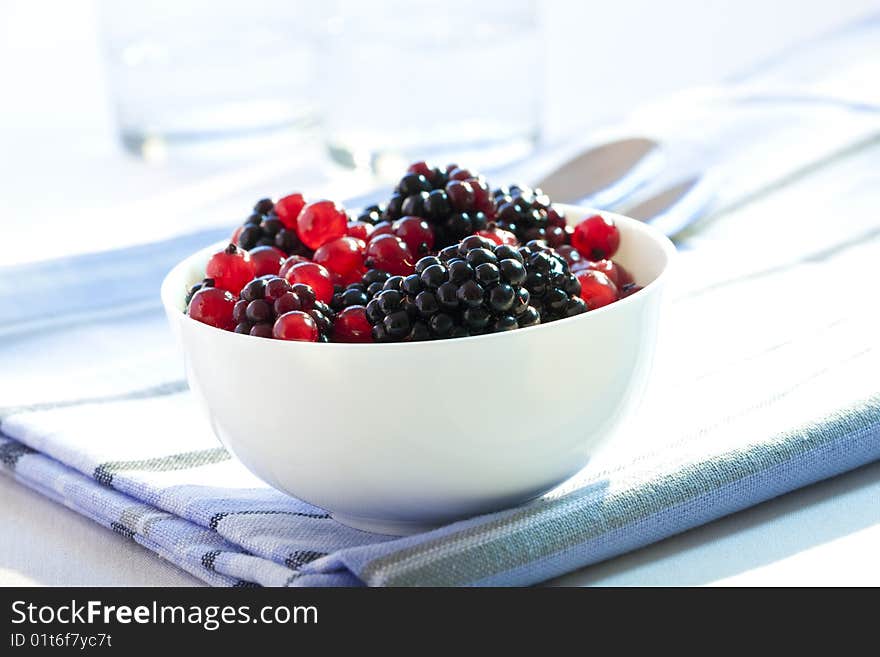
[161, 206, 676, 349]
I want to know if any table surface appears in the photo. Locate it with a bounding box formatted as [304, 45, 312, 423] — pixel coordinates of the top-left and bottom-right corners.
[2, 1, 880, 587]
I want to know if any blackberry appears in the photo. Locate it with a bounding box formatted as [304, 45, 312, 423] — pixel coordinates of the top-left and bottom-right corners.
[330, 284, 370, 311]
[380, 163, 496, 249]
[356, 204, 384, 225]
[397, 173, 433, 197]
[233, 198, 312, 258]
[233, 275, 335, 340]
[253, 197, 275, 215]
[363, 235, 578, 342]
[492, 184, 569, 246]
[517, 240, 586, 323]
[328, 268, 392, 312]
[185, 278, 214, 308]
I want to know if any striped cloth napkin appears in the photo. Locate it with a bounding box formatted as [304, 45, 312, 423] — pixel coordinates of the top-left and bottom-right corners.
[2, 131, 880, 585]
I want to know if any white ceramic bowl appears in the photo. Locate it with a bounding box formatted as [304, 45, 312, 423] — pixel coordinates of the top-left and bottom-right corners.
[161, 205, 675, 535]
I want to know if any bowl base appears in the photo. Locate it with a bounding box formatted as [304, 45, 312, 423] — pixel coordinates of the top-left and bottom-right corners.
[332, 512, 441, 536]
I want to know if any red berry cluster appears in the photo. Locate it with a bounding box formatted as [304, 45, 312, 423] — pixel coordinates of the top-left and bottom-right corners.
[232, 194, 311, 257]
[567, 214, 641, 309]
[185, 163, 642, 343]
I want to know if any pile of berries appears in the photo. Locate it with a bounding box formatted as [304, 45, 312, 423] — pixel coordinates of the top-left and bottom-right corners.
[380, 163, 497, 248]
[232, 195, 311, 258]
[364, 236, 566, 342]
[185, 161, 642, 343]
[492, 184, 570, 247]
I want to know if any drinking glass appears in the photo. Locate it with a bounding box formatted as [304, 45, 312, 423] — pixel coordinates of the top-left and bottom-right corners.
[321, 0, 542, 176]
[98, 0, 323, 159]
